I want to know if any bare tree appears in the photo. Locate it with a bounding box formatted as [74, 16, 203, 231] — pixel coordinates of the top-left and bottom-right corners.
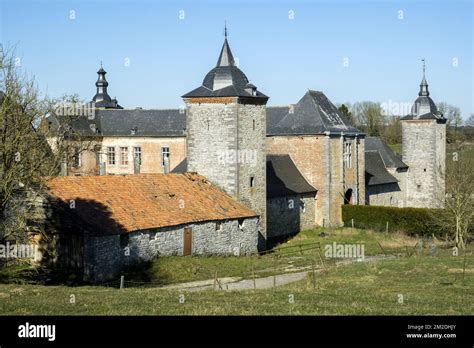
[0, 46, 81, 242]
[431, 143, 474, 249]
[351, 102, 385, 136]
[465, 113, 474, 127]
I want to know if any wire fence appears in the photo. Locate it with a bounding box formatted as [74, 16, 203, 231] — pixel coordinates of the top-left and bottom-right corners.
[96, 240, 472, 294]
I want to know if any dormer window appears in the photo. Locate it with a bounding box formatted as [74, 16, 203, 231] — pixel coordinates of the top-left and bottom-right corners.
[244, 83, 257, 96]
[131, 126, 138, 135]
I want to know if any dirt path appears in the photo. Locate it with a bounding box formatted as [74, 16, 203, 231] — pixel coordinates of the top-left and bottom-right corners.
[159, 254, 396, 292]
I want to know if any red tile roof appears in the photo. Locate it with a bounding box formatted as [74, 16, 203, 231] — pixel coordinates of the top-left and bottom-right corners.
[45, 173, 257, 234]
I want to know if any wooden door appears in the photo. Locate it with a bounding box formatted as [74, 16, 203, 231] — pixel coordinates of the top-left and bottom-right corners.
[183, 227, 192, 256]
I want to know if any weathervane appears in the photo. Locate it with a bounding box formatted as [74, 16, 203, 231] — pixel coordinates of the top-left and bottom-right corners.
[422, 58, 425, 77]
[224, 21, 228, 38]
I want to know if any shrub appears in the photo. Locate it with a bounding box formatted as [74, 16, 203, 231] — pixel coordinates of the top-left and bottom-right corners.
[341, 205, 444, 236]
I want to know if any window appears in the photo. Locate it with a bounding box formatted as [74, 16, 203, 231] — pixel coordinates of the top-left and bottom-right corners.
[107, 147, 115, 165]
[120, 147, 129, 165]
[250, 176, 255, 188]
[252, 119, 255, 130]
[133, 147, 142, 165]
[343, 142, 352, 168]
[216, 222, 222, 231]
[238, 218, 245, 230]
[161, 147, 170, 167]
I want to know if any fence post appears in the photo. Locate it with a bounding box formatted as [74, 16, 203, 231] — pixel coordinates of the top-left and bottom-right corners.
[377, 241, 387, 256]
[252, 263, 256, 290]
[273, 256, 277, 288]
[317, 249, 326, 270]
[351, 218, 354, 233]
[120, 275, 124, 289]
[462, 253, 466, 285]
[386, 221, 389, 233]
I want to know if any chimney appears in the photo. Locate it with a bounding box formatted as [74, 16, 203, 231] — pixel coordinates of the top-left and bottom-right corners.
[134, 155, 141, 174]
[99, 162, 106, 175]
[163, 156, 170, 174]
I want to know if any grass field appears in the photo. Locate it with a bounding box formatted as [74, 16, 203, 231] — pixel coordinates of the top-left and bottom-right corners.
[0, 228, 472, 315]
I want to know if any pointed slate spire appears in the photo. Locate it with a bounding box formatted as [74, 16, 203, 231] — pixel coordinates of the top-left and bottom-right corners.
[418, 58, 430, 97]
[93, 63, 111, 103]
[91, 63, 122, 108]
[216, 24, 235, 67]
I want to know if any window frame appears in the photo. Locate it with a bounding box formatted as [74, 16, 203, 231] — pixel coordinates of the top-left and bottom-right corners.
[120, 146, 129, 166]
[161, 146, 170, 167]
[133, 146, 142, 166]
[107, 147, 116, 166]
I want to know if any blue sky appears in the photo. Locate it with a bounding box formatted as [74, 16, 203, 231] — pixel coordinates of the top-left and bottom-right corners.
[1, 0, 472, 118]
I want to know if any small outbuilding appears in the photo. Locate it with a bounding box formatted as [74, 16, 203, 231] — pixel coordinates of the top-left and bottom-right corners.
[266, 154, 317, 241]
[37, 173, 259, 282]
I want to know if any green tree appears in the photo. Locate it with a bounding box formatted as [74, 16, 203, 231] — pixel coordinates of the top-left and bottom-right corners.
[337, 103, 357, 127]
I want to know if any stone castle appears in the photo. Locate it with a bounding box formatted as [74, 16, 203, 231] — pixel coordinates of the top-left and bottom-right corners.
[47, 31, 447, 248]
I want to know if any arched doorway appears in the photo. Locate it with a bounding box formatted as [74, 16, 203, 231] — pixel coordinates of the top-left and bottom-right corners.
[344, 189, 353, 205]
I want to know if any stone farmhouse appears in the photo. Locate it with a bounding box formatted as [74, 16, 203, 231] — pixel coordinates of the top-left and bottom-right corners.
[40, 31, 446, 280]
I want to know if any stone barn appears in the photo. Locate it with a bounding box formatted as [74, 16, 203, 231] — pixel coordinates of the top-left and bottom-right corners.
[38, 173, 259, 282]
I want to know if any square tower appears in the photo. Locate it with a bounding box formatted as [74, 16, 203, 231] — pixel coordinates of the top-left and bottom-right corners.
[182, 33, 269, 248]
[401, 63, 447, 208]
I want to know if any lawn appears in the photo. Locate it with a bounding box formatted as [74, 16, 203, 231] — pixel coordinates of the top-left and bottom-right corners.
[0, 228, 472, 315]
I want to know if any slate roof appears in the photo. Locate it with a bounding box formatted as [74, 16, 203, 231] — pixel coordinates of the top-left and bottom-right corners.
[49, 109, 186, 137]
[58, 89, 362, 138]
[182, 38, 268, 100]
[98, 109, 186, 137]
[267, 154, 317, 199]
[45, 173, 257, 235]
[400, 71, 446, 123]
[365, 137, 407, 169]
[365, 151, 399, 186]
[171, 158, 187, 173]
[267, 90, 361, 136]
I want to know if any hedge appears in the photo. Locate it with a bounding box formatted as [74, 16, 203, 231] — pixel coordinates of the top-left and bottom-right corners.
[341, 205, 443, 236]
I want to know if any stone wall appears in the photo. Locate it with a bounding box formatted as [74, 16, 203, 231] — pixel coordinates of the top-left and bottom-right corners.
[267, 194, 316, 240]
[186, 101, 239, 195]
[83, 217, 259, 282]
[185, 98, 267, 242]
[267, 135, 327, 225]
[237, 103, 267, 240]
[365, 182, 402, 206]
[266, 134, 365, 227]
[402, 119, 446, 208]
